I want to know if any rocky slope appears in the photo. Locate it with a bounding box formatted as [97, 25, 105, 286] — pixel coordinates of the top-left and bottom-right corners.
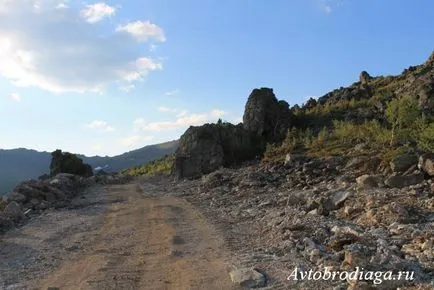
[0, 152, 129, 233]
[181, 155, 434, 289]
[170, 52, 434, 289]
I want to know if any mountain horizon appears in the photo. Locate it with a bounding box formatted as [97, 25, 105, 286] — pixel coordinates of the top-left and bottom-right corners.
[0, 140, 179, 195]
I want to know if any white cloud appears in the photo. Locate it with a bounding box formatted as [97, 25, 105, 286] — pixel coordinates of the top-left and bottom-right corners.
[55, 1, 68, 9]
[9, 93, 21, 102]
[119, 135, 154, 147]
[80, 3, 116, 23]
[116, 20, 166, 42]
[164, 89, 180, 96]
[134, 109, 227, 132]
[232, 116, 243, 124]
[210, 109, 226, 118]
[0, 0, 164, 94]
[117, 57, 162, 82]
[85, 120, 116, 132]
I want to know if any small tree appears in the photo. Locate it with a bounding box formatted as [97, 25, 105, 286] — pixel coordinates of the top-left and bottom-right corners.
[385, 96, 420, 146]
[417, 122, 434, 152]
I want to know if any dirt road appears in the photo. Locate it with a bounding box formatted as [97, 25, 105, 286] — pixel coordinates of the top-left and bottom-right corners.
[0, 180, 234, 290]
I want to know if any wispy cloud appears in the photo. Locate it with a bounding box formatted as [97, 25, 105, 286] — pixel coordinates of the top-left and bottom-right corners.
[85, 120, 116, 132]
[134, 109, 227, 132]
[317, 0, 345, 14]
[116, 20, 166, 42]
[164, 89, 180, 96]
[80, 3, 116, 23]
[0, 0, 165, 94]
[9, 93, 21, 102]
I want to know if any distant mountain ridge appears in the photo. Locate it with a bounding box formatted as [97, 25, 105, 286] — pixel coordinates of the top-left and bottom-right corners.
[0, 140, 179, 194]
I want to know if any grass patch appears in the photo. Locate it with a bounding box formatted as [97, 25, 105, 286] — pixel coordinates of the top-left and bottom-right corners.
[122, 155, 175, 177]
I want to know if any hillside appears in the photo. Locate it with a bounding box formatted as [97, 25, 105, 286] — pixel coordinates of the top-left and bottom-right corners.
[0, 140, 178, 194]
[174, 51, 434, 179]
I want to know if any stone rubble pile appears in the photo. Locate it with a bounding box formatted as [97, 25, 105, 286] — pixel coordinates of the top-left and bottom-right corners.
[185, 151, 433, 289]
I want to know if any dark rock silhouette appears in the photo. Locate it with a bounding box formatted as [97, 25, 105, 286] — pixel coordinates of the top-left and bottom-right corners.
[50, 150, 93, 177]
[243, 88, 293, 143]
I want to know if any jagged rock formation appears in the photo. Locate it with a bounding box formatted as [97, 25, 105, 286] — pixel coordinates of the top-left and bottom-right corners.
[174, 123, 261, 179]
[243, 88, 293, 142]
[50, 150, 93, 177]
[174, 88, 294, 179]
[359, 70, 373, 84]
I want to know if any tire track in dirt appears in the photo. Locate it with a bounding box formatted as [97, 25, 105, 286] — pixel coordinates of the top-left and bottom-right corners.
[36, 183, 234, 290]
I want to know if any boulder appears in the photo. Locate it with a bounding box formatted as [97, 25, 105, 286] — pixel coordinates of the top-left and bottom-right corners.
[229, 268, 266, 288]
[173, 123, 261, 179]
[385, 173, 425, 188]
[50, 149, 93, 177]
[418, 153, 434, 176]
[323, 190, 351, 212]
[243, 88, 293, 143]
[390, 153, 418, 172]
[3, 201, 24, 222]
[356, 174, 383, 189]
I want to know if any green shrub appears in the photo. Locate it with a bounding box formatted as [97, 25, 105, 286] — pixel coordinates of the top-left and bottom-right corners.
[385, 95, 421, 146]
[417, 122, 434, 153]
[122, 155, 175, 177]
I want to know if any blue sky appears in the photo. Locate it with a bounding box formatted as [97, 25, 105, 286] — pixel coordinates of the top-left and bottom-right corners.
[1, 0, 433, 156]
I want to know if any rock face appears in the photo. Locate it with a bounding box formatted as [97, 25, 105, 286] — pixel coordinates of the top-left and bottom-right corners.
[50, 150, 93, 177]
[174, 88, 295, 179]
[174, 123, 261, 179]
[359, 71, 373, 84]
[243, 88, 293, 143]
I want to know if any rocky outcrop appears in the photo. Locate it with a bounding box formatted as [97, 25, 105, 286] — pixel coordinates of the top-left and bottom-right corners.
[296, 51, 434, 126]
[174, 123, 261, 179]
[359, 71, 373, 85]
[243, 88, 293, 143]
[174, 88, 295, 179]
[50, 150, 93, 177]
